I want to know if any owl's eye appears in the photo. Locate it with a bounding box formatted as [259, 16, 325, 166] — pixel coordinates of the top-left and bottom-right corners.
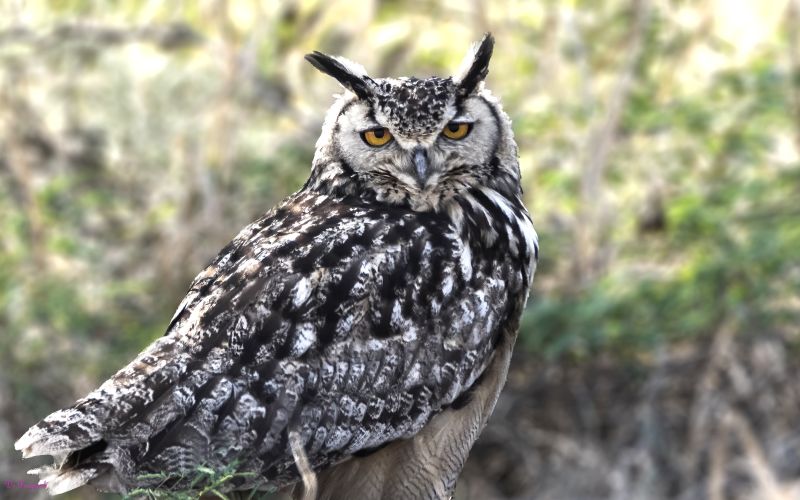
[442, 122, 472, 140]
[361, 128, 393, 147]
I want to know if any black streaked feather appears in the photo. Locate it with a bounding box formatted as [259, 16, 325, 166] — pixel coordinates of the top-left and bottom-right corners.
[458, 33, 495, 96]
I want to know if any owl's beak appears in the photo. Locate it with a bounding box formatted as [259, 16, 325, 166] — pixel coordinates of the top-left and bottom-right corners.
[411, 147, 429, 187]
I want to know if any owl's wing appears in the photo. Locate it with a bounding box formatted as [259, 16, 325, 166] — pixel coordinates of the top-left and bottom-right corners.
[16, 190, 530, 493]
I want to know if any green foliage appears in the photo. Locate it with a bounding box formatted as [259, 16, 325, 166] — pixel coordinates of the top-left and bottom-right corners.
[122, 463, 272, 500]
[520, 3, 799, 358]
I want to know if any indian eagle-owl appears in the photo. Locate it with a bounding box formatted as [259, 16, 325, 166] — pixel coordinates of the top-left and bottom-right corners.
[16, 33, 538, 499]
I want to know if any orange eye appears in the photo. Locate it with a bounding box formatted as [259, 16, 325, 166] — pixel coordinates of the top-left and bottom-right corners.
[442, 122, 472, 140]
[361, 128, 393, 147]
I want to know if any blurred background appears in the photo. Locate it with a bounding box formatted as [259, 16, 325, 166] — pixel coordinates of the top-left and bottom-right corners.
[1, 0, 799, 499]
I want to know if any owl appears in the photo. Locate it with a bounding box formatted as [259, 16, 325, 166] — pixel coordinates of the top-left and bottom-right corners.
[15, 33, 538, 499]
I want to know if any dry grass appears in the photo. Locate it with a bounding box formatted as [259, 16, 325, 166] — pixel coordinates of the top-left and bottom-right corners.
[460, 324, 800, 499]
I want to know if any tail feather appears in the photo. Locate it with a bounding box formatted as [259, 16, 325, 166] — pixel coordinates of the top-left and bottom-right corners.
[27, 465, 99, 495]
[15, 407, 115, 494]
[15, 407, 102, 459]
[14, 336, 192, 494]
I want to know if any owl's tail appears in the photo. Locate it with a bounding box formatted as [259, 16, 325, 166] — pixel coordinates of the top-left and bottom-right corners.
[15, 335, 188, 494]
[15, 405, 105, 494]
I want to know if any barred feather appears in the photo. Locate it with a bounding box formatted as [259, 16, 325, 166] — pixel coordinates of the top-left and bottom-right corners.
[16, 33, 538, 497]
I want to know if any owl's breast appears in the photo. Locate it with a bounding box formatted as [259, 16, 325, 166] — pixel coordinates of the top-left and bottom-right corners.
[445, 187, 538, 293]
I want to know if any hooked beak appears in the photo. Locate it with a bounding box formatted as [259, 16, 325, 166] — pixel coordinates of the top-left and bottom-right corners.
[411, 147, 429, 187]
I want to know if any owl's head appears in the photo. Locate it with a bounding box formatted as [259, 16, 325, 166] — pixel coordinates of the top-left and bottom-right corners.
[305, 34, 520, 211]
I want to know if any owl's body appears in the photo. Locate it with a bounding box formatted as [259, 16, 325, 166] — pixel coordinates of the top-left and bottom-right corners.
[16, 34, 538, 498]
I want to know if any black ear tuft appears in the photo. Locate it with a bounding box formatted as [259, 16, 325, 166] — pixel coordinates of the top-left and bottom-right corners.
[457, 33, 495, 97]
[305, 51, 373, 99]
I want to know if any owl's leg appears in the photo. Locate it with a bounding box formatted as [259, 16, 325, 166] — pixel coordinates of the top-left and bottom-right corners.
[289, 430, 318, 500]
[307, 333, 516, 500]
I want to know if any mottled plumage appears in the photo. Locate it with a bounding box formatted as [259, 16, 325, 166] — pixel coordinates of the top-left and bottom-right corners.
[16, 33, 538, 498]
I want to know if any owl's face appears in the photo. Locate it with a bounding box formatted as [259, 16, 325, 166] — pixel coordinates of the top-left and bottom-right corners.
[307, 34, 520, 210]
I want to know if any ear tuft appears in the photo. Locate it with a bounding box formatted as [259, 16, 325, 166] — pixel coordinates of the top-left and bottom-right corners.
[455, 33, 495, 97]
[305, 51, 374, 99]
